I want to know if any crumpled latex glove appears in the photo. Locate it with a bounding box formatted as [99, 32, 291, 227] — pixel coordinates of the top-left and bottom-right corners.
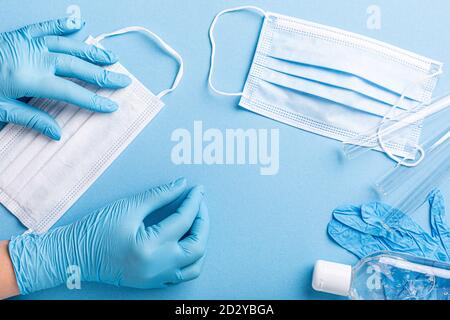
[328, 189, 450, 262]
[0, 16, 131, 140]
[8, 178, 209, 295]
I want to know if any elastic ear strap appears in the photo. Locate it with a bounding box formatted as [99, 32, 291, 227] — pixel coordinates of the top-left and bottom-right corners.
[92, 26, 184, 99]
[377, 69, 443, 167]
[208, 6, 267, 97]
[431, 131, 450, 151]
[382, 68, 444, 122]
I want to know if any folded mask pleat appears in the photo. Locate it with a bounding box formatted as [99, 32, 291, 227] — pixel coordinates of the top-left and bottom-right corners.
[0, 80, 95, 175]
[267, 16, 440, 103]
[0, 98, 61, 169]
[5, 108, 93, 196]
[251, 77, 386, 133]
[257, 66, 408, 118]
[241, 77, 420, 158]
[0, 80, 103, 191]
[262, 56, 420, 110]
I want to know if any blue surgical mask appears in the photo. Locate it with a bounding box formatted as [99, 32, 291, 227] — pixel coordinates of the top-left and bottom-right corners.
[208, 6, 443, 159]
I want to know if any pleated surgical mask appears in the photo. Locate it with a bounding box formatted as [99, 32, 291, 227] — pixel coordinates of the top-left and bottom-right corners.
[208, 6, 443, 159]
[0, 26, 184, 233]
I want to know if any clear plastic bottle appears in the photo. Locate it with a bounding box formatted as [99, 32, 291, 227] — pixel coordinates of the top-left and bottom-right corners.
[312, 251, 450, 300]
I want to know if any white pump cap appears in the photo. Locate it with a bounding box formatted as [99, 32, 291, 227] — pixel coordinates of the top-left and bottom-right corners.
[312, 260, 352, 296]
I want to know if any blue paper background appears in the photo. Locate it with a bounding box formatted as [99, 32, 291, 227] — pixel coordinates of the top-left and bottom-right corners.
[0, 0, 449, 299]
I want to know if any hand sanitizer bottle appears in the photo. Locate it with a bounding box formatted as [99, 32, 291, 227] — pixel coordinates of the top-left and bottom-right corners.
[312, 251, 450, 300]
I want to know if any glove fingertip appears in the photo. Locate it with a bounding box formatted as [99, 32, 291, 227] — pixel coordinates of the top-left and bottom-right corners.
[61, 16, 86, 33]
[332, 205, 359, 218]
[46, 126, 61, 140]
[108, 72, 132, 88]
[105, 50, 119, 64]
[327, 219, 344, 237]
[171, 177, 187, 188]
[428, 188, 443, 204]
[92, 95, 119, 112]
[91, 47, 119, 65]
[191, 185, 205, 196]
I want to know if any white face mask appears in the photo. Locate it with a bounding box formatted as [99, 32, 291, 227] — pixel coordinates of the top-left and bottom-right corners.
[0, 26, 184, 233]
[208, 6, 443, 159]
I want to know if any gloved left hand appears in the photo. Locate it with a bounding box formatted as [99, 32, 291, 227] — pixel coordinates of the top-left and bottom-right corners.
[8, 178, 210, 295]
[328, 189, 450, 262]
[0, 16, 132, 140]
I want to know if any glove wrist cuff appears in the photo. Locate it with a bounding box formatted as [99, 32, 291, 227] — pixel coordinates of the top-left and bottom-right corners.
[8, 231, 70, 295]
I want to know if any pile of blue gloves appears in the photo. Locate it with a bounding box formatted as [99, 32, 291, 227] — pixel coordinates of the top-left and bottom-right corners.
[328, 189, 450, 262]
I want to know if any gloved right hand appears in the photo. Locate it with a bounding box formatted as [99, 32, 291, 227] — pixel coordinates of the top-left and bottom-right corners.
[0, 16, 131, 140]
[8, 178, 209, 295]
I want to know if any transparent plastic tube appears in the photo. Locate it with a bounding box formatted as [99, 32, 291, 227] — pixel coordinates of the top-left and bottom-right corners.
[375, 127, 450, 197]
[342, 111, 421, 160]
[379, 135, 450, 216]
[342, 94, 450, 161]
[396, 154, 449, 214]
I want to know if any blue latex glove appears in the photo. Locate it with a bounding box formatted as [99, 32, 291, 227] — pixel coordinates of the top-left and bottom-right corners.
[328, 189, 450, 262]
[8, 178, 209, 294]
[0, 17, 131, 140]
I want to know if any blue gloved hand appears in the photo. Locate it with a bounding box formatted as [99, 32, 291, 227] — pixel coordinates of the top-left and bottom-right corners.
[0, 17, 132, 140]
[328, 189, 450, 262]
[8, 178, 209, 294]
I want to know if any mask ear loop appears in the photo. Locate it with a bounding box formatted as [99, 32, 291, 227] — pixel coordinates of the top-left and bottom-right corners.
[208, 6, 268, 97]
[91, 26, 184, 99]
[377, 68, 443, 167]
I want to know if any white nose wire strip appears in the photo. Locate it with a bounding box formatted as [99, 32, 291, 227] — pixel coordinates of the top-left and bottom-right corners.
[208, 6, 268, 97]
[377, 68, 443, 167]
[92, 26, 184, 99]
